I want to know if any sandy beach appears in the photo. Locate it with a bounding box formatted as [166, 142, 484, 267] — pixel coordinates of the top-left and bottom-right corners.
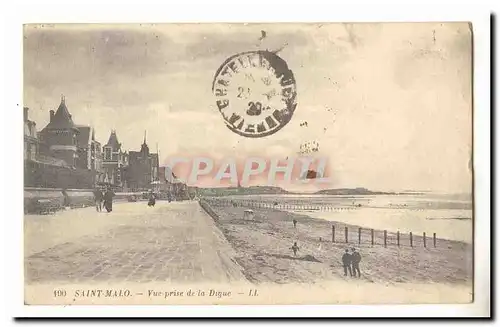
[202, 201, 473, 303]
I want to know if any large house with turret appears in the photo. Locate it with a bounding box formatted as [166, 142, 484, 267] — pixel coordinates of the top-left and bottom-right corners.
[38, 96, 80, 167]
[102, 130, 129, 188]
[26, 96, 104, 188]
[24, 96, 163, 191]
[125, 132, 159, 191]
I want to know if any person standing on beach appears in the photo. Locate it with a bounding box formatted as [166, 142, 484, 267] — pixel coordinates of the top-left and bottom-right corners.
[351, 247, 362, 277]
[291, 242, 300, 256]
[342, 249, 353, 277]
[293, 219, 297, 228]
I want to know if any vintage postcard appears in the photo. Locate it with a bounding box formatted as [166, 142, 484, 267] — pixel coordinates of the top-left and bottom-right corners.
[23, 22, 474, 306]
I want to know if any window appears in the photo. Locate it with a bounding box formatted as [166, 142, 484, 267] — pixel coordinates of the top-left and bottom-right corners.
[31, 146, 36, 160]
[105, 147, 112, 160]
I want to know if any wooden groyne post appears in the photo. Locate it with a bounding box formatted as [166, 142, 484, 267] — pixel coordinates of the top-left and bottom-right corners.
[323, 227, 435, 249]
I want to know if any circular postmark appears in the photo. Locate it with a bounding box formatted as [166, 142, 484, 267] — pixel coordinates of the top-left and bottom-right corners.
[212, 50, 297, 138]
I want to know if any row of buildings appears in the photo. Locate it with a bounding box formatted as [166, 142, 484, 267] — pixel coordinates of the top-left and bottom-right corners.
[24, 96, 185, 194]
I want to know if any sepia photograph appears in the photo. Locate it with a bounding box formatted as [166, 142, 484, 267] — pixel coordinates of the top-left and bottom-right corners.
[21, 21, 477, 307]
[4, 1, 491, 317]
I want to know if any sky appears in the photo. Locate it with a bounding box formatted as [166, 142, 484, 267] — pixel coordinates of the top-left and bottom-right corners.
[23, 23, 473, 193]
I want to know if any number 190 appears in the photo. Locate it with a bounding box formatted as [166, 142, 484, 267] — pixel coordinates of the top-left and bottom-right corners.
[54, 289, 67, 297]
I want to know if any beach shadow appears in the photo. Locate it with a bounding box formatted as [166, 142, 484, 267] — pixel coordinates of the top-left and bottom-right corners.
[266, 253, 322, 263]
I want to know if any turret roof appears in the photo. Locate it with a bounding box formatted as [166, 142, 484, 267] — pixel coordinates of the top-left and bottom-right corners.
[44, 96, 77, 130]
[106, 130, 121, 150]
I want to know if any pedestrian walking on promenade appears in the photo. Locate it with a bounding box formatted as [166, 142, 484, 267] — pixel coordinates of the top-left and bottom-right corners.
[93, 188, 103, 212]
[291, 242, 300, 257]
[61, 189, 71, 208]
[351, 247, 362, 278]
[148, 191, 156, 207]
[342, 248, 353, 277]
[293, 219, 297, 228]
[103, 187, 115, 213]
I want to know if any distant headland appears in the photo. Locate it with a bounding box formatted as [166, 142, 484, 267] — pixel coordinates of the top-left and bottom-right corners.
[193, 186, 423, 197]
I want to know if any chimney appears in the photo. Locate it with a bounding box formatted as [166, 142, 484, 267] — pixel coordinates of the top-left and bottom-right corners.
[50, 110, 55, 122]
[23, 107, 29, 121]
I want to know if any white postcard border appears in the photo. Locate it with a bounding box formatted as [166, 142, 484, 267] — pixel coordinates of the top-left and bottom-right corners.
[1, 0, 492, 319]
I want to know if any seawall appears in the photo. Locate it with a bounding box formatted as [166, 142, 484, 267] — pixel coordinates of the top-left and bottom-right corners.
[24, 187, 142, 214]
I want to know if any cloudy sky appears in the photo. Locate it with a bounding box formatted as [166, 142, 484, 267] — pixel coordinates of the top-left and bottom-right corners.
[23, 23, 472, 192]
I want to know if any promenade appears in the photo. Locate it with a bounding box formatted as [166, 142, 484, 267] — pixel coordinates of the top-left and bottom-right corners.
[25, 201, 247, 284]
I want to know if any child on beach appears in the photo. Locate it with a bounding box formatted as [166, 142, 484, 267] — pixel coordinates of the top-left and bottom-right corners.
[291, 242, 300, 256]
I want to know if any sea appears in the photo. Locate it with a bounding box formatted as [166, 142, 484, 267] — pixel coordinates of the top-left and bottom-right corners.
[226, 193, 473, 243]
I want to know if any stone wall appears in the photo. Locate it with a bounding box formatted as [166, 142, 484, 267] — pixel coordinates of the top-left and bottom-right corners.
[24, 160, 95, 189]
[24, 187, 142, 214]
[198, 199, 220, 223]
